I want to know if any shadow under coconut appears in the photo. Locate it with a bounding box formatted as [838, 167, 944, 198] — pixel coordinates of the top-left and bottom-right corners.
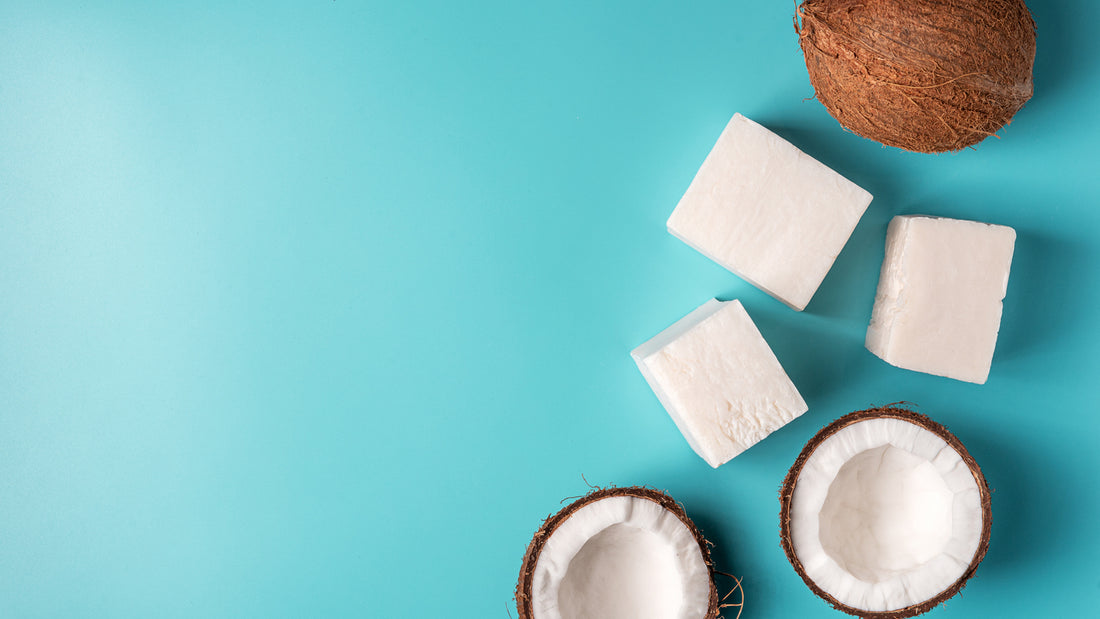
[934, 415, 1077, 575]
[682, 509, 755, 618]
[1026, 0, 1097, 105]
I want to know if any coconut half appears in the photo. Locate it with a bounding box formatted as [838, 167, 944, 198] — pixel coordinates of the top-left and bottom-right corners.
[516, 487, 719, 619]
[780, 407, 991, 618]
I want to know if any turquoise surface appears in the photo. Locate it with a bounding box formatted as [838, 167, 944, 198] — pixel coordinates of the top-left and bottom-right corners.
[1, 2, 1097, 617]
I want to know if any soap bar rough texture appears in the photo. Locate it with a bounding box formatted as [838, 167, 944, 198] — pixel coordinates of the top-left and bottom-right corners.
[667, 113, 873, 311]
[866, 215, 1016, 384]
[632, 299, 808, 467]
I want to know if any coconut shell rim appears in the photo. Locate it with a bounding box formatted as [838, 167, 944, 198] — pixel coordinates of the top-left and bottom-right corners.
[515, 485, 720, 619]
[778, 406, 993, 618]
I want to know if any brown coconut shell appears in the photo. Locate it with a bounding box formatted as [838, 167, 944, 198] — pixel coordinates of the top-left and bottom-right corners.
[779, 406, 992, 618]
[516, 486, 720, 619]
[796, 0, 1036, 152]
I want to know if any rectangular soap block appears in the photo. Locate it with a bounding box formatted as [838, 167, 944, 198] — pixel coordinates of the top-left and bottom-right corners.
[866, 215, 1016, 384]
[632, 299, 808, 467]
[667, 113, 873, 311]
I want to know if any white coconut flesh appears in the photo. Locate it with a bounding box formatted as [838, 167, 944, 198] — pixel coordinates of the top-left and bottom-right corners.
[789, 417, 983, 612]
[529, 495, 712, 619]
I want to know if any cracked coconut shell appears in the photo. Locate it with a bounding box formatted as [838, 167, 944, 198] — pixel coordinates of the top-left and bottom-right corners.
[796, 0, 1036, 152]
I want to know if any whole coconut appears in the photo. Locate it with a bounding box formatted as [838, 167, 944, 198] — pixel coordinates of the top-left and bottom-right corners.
[796, 0, 1036, 152]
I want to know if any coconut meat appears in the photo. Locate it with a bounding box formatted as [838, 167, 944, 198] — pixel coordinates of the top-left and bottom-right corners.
[529, 495, 711, 619]
[789, 417, 983, 612]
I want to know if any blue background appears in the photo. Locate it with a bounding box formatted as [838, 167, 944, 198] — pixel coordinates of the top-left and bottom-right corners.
[1, 1, 1097, 617]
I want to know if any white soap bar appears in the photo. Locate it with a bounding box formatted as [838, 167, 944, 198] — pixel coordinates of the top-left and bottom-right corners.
[866, 215, 1016, 384]
[667, 113, 873, 311]
[632, 299, 808, 467]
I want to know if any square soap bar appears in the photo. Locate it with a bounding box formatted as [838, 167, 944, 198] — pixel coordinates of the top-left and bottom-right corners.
[667, 113, 873, 311]
[866, 215, 1016, 384]
[632, 299, 808, 467]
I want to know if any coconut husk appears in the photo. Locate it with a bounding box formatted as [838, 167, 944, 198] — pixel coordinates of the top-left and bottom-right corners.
[515, 486, 720, 619]
[796, 0, 1036, 152]
[779, 406, 992, 618]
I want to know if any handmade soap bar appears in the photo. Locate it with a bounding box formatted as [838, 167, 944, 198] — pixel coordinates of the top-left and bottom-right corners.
[632, 299, 808, 467]
[667, 113, 873, 311]
[866, 215, 1016, 384]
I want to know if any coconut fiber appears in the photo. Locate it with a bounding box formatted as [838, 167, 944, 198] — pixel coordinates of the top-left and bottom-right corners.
[797, 0, 1036, 152]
